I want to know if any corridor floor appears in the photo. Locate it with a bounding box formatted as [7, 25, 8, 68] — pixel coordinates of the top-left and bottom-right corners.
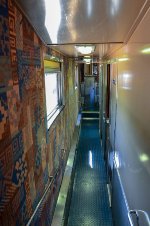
[67, 120, 113, 226]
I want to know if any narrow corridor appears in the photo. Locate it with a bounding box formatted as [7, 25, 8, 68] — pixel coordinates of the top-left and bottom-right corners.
[67, 120, 113, 226]
[1, 1, 150, 225]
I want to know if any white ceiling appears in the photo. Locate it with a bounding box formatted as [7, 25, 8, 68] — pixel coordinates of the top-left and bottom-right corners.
[16, 0, 150, 58]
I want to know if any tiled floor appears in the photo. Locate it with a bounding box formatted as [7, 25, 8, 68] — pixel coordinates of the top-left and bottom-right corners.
[67, 120, 113, 226]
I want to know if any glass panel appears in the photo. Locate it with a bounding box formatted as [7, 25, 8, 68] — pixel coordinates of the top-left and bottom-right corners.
[45, 73, 58, 116]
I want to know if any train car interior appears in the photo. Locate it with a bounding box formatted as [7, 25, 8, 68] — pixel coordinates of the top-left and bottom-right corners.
[0, 0, 150, 225]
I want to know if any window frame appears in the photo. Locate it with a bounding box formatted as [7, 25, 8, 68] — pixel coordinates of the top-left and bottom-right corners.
[44, 61, 64, 129]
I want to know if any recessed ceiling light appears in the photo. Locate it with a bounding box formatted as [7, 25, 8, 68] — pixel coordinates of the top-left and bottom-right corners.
[75, 45, 95, 54]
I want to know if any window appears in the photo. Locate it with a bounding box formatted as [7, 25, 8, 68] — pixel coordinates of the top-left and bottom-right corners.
[44, 60, 64, 129]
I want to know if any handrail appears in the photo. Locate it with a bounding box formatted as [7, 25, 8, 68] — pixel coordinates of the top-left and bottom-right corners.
[26, 168, 60, 226]
[128, 209, 150, 226]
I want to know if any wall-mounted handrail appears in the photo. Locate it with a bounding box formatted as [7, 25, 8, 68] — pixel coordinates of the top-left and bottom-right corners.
[129, 210, 140, 226]
[128, 209, 150, 226]
[26, 168, 60, 226]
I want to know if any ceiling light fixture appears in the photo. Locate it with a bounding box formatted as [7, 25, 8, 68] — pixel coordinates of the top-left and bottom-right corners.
[75, 45, 95, 54]
[84, 58, 91, 63]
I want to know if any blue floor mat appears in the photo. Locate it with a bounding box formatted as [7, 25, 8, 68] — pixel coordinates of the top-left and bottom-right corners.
[67, 120, 113, 226]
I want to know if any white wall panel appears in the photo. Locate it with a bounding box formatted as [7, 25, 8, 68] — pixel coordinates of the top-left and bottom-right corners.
[116, 47, 150, 209]
[109, 9, 150, 217]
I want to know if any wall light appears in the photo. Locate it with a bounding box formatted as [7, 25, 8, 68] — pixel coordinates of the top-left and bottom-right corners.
[118, 57, 129, 62]
[75, 45, 95, 54]
[139, 153, 149, 162]
[141, 48, 150, 54]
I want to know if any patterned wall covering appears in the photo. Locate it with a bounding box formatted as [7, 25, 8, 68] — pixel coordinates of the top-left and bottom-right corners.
[0, 1, 78, 225]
